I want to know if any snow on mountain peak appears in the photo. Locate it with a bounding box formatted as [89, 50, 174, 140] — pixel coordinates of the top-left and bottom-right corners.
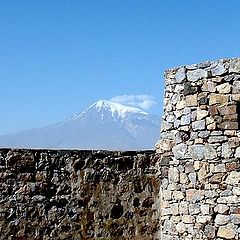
[90, 100, 148, 116]
[68, 100, 148, 121]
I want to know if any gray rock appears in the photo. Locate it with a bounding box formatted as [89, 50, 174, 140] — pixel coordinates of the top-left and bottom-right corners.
[229, 58, 240, 73]
[190, 144, 217, 160]
[175, 67, 186, 83]
[211, 62, 227, 76]
[187, 69, 208, 82]
[192, 120, 205, 130]
[215, 214, 230, 225]
[235, 147, 240, 158]
[188, 173, 197, 184]
[181, 115, 191, 126]
[204, 225, 216, 239]
[172, 143, 188, 159]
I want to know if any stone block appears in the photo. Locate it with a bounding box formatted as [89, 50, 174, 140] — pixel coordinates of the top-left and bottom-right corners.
[187, 69, 208, 82]
[185, 94, 198, 107]
[218, 122, 238, 130]
[209, 94, 228, 105]
[217, 225, 235, 239]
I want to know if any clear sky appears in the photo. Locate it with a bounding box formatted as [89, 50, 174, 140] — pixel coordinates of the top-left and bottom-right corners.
[1, 0, 240, 134]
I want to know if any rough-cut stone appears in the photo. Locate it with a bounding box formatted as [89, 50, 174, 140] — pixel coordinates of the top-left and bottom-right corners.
[216, 82, 231, 93]
[235, 147, 240, 158]
[217, 225, 235, 239]
[181, 115, 191, 125]
[172, 143, 188, 159]
[175, 67, 186, 83]
[185, 94, 198, 107]
[204, 225, 216, 239]
[192, 120, 205, 130]
[168, 167, 180, 183]
[202, 81, 216, 92]
[211, 62, 227, 76]
[176, 222, 186, 234]
[215, 214, 230, 225]
[197, 109, 208, 120]
[190, 144, 217, 160]
[159, 58, 240, 240]
[218, 122, 238, 130]
[187, 69, 208, 82]
[229, 58, 240, 73]
[225, 171, 240, 185]
[176, 100, 186, 110]
[218, 105, 236, 115]
[214, 204, 229, 214]
[209, 94, 228, 105]
[230, 214, 240, 224]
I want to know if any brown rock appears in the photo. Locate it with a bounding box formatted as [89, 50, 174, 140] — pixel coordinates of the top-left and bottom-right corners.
[185, 94, 198, 107]
[218, 122, 238, 130]
[209, 173, 225, 183]
[208, 106, 218, 116]
[209, 94, 228, 105]
[226, 162, 238, 171]
[218, 105, 236, 115]
[223, 114, 238, 122]
[186, 189, 204, 202]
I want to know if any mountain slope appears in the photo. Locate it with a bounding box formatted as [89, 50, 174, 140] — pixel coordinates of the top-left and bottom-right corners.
[0, 100, 160, 150]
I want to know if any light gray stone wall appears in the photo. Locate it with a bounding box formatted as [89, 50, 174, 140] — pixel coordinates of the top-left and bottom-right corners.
[156, 58, 240, 239]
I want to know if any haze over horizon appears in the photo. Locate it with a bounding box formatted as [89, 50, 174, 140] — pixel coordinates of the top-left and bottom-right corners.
[1, 1, 240, 134]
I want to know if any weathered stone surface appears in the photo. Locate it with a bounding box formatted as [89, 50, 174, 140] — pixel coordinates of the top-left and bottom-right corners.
[176, 100, 186, 110]
[159, 58, 240, 240]
[216, 82, 231, 93]
[184, 82, 198, 95]
[211, 62, 227, 76]
[185, 94, 198, 107]
[0, 149, 159, 239]
[225, 171, 240, 185]
[229, 58, 240, 73]
[175, 67, 186, 83]
[204, 225, 216, 239]
[214, 204, 229, 214]
[176, 222, 186, 234]
[172, 143, 187, 159]
[190, 144, 217, 160]
[181, 115, 191, 125]
[217, 225, 235, 239]
[168, 167, 180, 183]
[187, 69, 208, 81]
[197, 109, 208, 120]
[235, 147, 240, 158]
[218, 121, 238, 130]
[192, 120, 205, 130]
[209, 94, 228, 105]
[218, 105, 236, 115]
[215, 214, 230, 225]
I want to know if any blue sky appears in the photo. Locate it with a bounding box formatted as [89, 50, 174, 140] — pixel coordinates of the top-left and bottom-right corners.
[1, 1, 240, 134]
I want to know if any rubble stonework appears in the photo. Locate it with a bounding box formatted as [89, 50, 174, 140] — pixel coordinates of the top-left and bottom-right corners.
[0, 149, 159, 239]
[156, 57, 240, 239]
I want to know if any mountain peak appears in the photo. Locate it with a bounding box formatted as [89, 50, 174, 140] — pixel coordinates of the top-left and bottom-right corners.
[68, 100, 148, 121]
[89, 100, 148, 116]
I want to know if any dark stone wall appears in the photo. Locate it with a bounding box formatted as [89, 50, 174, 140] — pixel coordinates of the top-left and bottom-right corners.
[0, 148, 160, 239]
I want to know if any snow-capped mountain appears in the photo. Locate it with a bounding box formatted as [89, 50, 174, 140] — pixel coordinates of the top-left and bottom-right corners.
[0, 100, 160, 150]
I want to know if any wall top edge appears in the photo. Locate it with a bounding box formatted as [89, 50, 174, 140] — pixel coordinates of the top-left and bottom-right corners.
[0, 147, 156, 155]
[164, 57, 240, 83]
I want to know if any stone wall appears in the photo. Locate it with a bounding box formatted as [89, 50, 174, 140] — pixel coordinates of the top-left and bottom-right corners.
[156, 58, 240, 239]
[2, 58, 240, 240]
[0, 148, 160, 239]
